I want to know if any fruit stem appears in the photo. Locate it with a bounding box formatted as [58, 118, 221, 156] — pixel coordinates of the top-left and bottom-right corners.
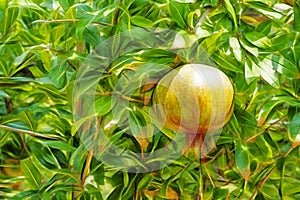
[185, 133, 205, 158]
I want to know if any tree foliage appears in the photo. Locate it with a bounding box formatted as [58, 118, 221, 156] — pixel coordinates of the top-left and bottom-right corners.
[0, 0, 300, 199]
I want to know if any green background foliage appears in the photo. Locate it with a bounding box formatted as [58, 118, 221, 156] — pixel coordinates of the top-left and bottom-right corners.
[0, 0, 300, 199]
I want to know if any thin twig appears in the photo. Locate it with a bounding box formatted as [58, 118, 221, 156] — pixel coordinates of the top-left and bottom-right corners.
[250, 141, 298, 199]
[81, 117, 102, 187]
[113, 0, 124, 25]
[0, 24, 16, 41]
[81, 151, 93, 185]
[250, 166, 276, 200]
[0, 124, 62, 140]
[92, 91, 145, 104]
[246, 116, 287, 142]
[33, 19, 113, 26]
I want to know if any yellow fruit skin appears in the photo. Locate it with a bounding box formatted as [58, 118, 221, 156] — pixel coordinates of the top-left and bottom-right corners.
[152, 64, 234, 135]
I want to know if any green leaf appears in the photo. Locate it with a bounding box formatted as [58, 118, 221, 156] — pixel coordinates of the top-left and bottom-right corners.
[244, 32, 272, 49]
[245, 59, 260, 84]
[50, 24, 66, 47]
[0, 0, 7, 10]
[121, 174, 138, 200]
[229, 37, 243, 62]
[85, 184, 104, 200]
[260, 184, 281, 199]
[257, 95, 300, 127]
[44, 141, 75, 152]
[11, 190, 38, 200]
[250, 135, 273, 161]
[239, 38, 259, 57]
[131, 16, 154, 28]
[20, 111, 37, 131]
[235, 140, 250, 179]
[20, 159, 41, 190]
[256, 20, 272, 35]
[200, 32, 223, 55]
[30, 142, 60, 169]
[211, 53, 243, 73]
[294, 1, 300, 32]
[0, 5, 19, 37]
[245, 1, 282, 20]
[213, 188, 229, 200]
[187, 10, 200, 29]
[258, 57, 279, 88]
[169, 1, 188, 29]
[268, 54, 300, 79]
[59, 0, 73, 11]
[95, 96, 113, 116]
[137, 174, 153, 191]
[288, 112, 300, 142]
[129, 107, 147, 137]
[0, 130, 11, 146]
[69, 143, 88, 173]
[48, 56, 68, 89]
[83, 25, 102, 47]
[224, 0, 237, 31]
[91, 163, 105, 185]
[140, 49, 177, 59]
[203, 0, 219, 7]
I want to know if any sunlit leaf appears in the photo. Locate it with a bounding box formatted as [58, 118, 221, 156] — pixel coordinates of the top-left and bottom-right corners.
[95, 96, 113, 116]
[20, 159, 41, 190]
[245, 1, 283, 20]
[169, 1, 188, 29]
[224, 0, 238, 31]
[211, 52, 243, 73]
[258, 56, 279, 87]
[131, 15, 154, 28]
[229, 37, 243, 62]
[244, 31, 272, 49]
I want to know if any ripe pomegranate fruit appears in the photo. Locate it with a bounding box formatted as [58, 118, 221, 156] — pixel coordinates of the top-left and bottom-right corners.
[152, 64, 234, 146]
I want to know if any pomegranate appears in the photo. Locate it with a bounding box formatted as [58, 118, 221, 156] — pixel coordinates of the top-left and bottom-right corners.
[152, 64, 234, 138]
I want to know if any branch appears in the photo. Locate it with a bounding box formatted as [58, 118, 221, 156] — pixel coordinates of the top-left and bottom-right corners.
[0, 124, 62, 140]
[246, 116, 287, 143]
[81, 117, 102, 187]
[113, 0, 124, 25]
[33, 19, 113, 26]
[250, 166, 275, 200]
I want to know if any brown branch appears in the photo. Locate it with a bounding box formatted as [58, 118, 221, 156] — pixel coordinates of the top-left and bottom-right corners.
[283, 141, 300, 158]
[81, 117, 102, 188]
[113, 8, 121, 25]
[81, 151, 93, 185]
[0, 124, 62, 140]
[250, 140, 298, 199]
[0, 24, 16, 41]
[33, 19, 113, 26]
[250, 166, 276, 200]
[246, 116, 287, 143]
[113, 0, 124, 25]
[92, 91, 145, 104]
